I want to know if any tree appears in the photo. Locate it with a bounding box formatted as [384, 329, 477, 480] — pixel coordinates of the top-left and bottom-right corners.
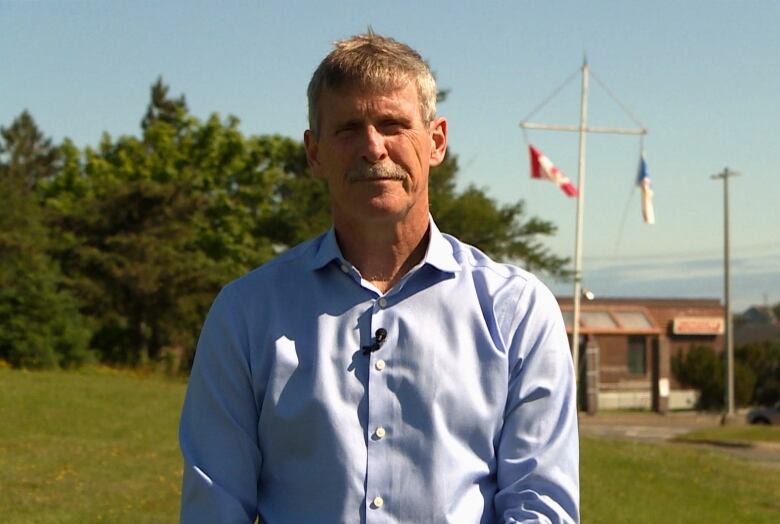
[672, 345, 755, 409]
[32, 78, 571, 370]
[256, 135, 331, 246]
[736, 340, 780, 405]
[0, 110, 60, 191]
[429, 153, 569, 277]
[0, 174, 92, 368]
[44, 81, 296, 366]
[141, 77, 189, 132]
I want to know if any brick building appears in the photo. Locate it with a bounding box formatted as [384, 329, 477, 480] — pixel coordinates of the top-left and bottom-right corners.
[556, 297, 725, 414]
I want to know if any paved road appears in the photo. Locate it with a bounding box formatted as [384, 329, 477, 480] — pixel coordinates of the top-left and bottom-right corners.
[578, 411, 780, 468]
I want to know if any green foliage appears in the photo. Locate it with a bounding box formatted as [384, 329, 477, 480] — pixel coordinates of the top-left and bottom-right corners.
[44, 91, 287, 365]
[671, 346, 723, 409]
[736, 340, 780, 405]
[141, 77, 189, 132]
[671, 345, 756, 409]
[429, 154, 569, 277]
[671, 340, 780, 409]
[2, 79, 569, 370]
[0, 176, 92, 368]
[0, 110, 60, 191]
[0, 113, 92, 369]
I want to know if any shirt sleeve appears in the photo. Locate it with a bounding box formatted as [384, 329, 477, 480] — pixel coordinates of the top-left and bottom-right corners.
[179, 285, 261, 523]
[494, 280, 580, 524]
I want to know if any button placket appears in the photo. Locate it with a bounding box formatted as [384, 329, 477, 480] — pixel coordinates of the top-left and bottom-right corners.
[365, 304, 393, 521]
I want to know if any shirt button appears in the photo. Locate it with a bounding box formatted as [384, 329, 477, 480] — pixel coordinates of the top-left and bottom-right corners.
[375, 359, 386, 371]
[372, 496, 384, 509]
[340, 264, 349, 273]
[375, 426, 386, 439]
[378, 298, 388, 308]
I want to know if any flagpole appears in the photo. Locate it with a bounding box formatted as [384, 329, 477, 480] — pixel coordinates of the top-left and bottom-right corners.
[571, 58, 589, 382]
[519, 60, 647, 410]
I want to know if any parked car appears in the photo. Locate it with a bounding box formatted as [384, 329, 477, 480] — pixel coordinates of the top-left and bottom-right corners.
[746, 402, 780, 425]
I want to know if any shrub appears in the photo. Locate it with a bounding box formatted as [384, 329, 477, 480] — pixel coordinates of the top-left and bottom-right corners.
[671, 345, 755, 410]
[736, 340, 780, 405]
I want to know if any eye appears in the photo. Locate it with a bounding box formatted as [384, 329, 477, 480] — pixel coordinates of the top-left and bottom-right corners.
[334, 123, 359, 138]
[379, 120, 406, 134]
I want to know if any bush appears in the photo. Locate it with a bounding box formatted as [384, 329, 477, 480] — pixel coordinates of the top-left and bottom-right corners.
[671, 345, 755, 410]
[736, 340, 780, 405]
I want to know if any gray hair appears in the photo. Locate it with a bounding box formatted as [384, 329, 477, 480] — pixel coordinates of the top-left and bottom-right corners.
[307, 31, 437, 136]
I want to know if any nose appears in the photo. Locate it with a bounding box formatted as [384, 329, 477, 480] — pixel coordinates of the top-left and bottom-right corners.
[361, 125, 388, 164]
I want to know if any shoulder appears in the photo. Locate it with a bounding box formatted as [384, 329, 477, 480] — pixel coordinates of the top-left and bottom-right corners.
[217, 233, 325, 308]
[443, 232, 550, 296]
[440, 232, 563, 339]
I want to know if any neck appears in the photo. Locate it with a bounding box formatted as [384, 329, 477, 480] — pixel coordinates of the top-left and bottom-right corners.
[334, 212, 430, 294]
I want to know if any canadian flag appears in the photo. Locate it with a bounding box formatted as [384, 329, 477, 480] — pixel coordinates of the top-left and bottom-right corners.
[529, 145, 578, 197]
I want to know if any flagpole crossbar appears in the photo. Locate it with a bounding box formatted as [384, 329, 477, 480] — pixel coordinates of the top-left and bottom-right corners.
[520, 122, 646, 136]
[520, 61, 648, 410]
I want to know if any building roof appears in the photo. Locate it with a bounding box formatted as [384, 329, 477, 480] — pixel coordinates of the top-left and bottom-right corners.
[555, 296, 724, 336]
[739, 306, 778, 326]
[556, 296, 722, 308]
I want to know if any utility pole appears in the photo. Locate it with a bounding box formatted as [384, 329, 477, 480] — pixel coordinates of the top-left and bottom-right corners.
[711, 168, 740, 420]
[520, 59, 646, 388]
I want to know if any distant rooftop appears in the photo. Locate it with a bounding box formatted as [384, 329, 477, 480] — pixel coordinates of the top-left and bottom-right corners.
[555, 296, 723, 308]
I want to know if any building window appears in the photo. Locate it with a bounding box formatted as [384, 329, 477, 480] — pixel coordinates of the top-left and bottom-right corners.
[628, 336, 646, 375]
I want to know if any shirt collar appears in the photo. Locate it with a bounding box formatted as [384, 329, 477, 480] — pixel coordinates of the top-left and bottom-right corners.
[307, 216, 461, 274]
[307, 226, 344, 271]
[423, 218, 461, 274]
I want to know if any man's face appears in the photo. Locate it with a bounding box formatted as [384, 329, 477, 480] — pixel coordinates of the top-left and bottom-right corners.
[304, 83, 447, 227]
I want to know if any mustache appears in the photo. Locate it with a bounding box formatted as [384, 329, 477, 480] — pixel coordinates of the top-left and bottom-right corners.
[345, 162, 408, 182]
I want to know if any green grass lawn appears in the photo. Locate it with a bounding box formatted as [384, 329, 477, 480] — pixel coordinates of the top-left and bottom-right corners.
[582, 436, 780, 523]
[1, 368, 779, 523]
[0, 368, 185, 523]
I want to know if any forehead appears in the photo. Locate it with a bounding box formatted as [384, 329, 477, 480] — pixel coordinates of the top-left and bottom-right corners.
[318, 83, 422, 126]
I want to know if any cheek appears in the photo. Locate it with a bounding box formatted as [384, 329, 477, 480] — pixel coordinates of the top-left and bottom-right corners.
[395, 134, 430, 169]
[319, 146, 351, 172]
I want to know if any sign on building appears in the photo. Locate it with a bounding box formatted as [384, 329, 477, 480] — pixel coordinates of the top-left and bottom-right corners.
[672, 317, 724, 335]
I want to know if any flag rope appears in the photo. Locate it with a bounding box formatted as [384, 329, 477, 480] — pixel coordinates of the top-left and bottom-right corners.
[589, 70, 646, 130]
[520, 68, 581, 129]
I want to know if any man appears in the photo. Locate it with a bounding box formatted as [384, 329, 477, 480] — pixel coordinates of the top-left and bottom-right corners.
[180, 32, 579, 523]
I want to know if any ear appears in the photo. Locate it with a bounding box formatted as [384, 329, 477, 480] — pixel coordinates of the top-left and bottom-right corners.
[303, 130, 323, 178]
[428, 117, 448, 167]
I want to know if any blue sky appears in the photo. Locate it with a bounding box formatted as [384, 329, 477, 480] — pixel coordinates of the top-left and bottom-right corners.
[2, 0, 778, 311]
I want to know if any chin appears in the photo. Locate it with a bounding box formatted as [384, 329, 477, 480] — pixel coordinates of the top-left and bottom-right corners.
[361, 205, 408, 221]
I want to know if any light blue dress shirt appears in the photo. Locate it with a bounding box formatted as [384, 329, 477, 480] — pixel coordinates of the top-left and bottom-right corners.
[179, 219, 579, 523]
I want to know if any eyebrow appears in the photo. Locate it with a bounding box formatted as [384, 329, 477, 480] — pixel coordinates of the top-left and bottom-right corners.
[332, 112, 413, 130]
[334, 118, 364, 130]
